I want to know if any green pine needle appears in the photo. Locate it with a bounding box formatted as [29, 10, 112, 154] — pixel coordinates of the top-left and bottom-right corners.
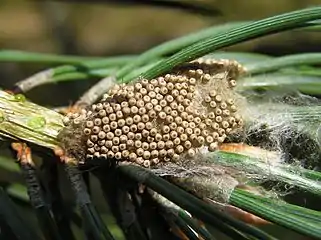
[135, 7, 321, 82]
[230, 189, 321, 239]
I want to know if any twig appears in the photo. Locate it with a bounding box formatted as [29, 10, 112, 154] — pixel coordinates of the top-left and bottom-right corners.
[15, 69, 54, 93]
[75, 76, 116, 107]
[64, 161, 115, 240]
[12, 142, 62, 240]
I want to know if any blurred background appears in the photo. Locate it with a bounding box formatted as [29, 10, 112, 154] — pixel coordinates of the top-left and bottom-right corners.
[0, 1, 320, 239]
[1, 0, 321, 106]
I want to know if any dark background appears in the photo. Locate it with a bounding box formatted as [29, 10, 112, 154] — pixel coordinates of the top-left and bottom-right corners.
[1, 0, 321, 106]
[0, 1, 320, 239]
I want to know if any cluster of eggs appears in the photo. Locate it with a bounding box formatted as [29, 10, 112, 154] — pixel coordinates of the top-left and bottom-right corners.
[62, 59, 244, 168]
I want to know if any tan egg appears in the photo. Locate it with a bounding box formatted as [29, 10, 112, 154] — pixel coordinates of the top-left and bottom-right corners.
[86, 120, 94, 128]
[107, 151, 115, 158]
[129, 152, 137, 162]
[110, 121, 118, 130]
[131, 106, 139, 114]
[127, 91, 135, 99]
[218, 128, 225, 136]
[142, 129, 149, 138]
[149, 91, 156, 98]
[169, 122, 177, 130]
[167, 149, 175, 157]
[120, 135, 128, 143]
[127, 132, 135, 140]
[229, 79, 237, 87]
[159, 149, 167, 158]
[136, 99, 145, 108]
[165, 115, 174, 124]
[163, 134, 170, 141]
[118, 119, 126, 127]
[136, 157, 144, 165]
[148, 110, 157, 118]
[175, 145, 184, 154]
[165, 140, 174, 149]
[98, 139, 106, 146]
[154, 105, 162, 112]
[195, 69, 204, 77]
[197, 136, 205, 145]
[87, 139, 94, 148]
[111, 146, 119, 153]
[167, 82, 174, 90]
[145, 122, 153, 130]
[141, 114, 149, 123]
[96, 103, 104, 111]
[223, 110, 230, 116]
[121, 102, 129, 108]
[143, 151, 151, 160]
[173, 138, 181, 146]
[220, 102, 227, 110]
[177, 127, 184, 135]
[160, 87, 168, 95]
[92, 126, 100, 134]
[122, 107, 131, 115]
[150, 142, 157, 150]
[162, 126, 170, 134]
[209, 90, 217, 97]
[209, 101, 217, 108]
[119, 144, 127, 151]
[84, 128, 91, 135]
[134, 141, 143, 150]
[150, 128, 157, 136]
[140, 88, 147, 95]
[156, 93, 163, 100]
[105, 140, 113, 148]
[189, 122, 196, 128]
[189, 77, 196, 85]
[146, 84, 154, 92]
[98, 109, 107, 117]
[151, 99, 158, 106]
[172, 154, 180, 162]
[157, 141, 165, 149]
[128, 98, 137, 106]
[163, 106, 172, 115]
[185, 127, 193, 135]
[136, 148, 144, 156]
[209, 142, 218, 151]
[143, 160, 151, 168]
[133, 115, 141, 123]
[150, 79, 158, 86]
[181, 121, 189, 128]
[215, 108, 222, 115]
[230, 105, 237, 112]
[187, 148, 196, 157]
[180, 134, 188, 141]
[147, 136, 154, 143]
[122, 126, 130, 134]
[102, 117, 109, 124]
[143, 95, 151, 103]
[171, 110, 178, 117]
[98, 131, 106, 139]
[122, 150, 130, 158]
[221, 121, 229, 129]
[137, 122, 145, 131]
[158, 111, 166, 120]
[87, 147, 95, 154]
[109, 113, 116, 121]
[135, 133, 142, 140]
